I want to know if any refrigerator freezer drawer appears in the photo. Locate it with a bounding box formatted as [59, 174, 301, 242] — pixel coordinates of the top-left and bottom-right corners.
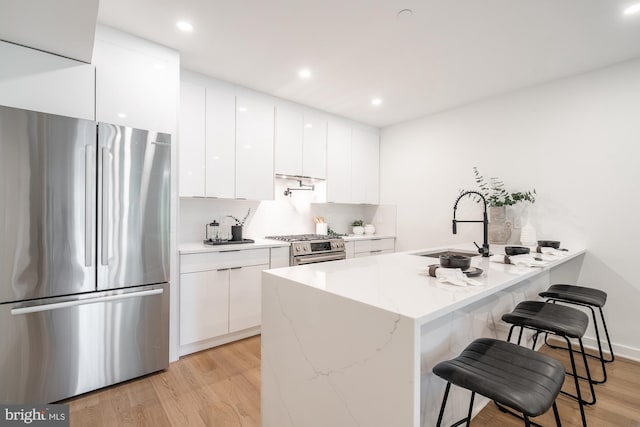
[0, 284, 169, 404]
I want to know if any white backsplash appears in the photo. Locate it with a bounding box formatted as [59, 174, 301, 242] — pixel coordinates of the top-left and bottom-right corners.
[179, 180, 396, 243]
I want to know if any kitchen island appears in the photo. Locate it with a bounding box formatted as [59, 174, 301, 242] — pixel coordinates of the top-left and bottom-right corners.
[261, 244, 585, 427]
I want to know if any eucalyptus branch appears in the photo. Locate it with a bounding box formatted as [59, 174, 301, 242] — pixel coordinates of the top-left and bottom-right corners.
[461, 167, 536, 207]
[227, 208, 251, 226]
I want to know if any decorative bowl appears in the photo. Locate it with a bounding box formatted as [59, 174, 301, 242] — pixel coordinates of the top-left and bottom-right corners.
[439, 254, 471, 270]
[505, 246, 530, 256]
[537, 240, 560, 249]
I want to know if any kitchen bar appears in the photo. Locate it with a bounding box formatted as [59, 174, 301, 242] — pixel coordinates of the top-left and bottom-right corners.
[261, 244, 585, 427]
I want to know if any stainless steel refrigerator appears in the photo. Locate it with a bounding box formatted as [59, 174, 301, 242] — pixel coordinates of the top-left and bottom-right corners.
[0, 105, 170, 404]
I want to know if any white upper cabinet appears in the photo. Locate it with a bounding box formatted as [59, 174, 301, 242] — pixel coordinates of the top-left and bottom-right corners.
[327, 120, 353, 203]
[93, 25, 179, 134]
[0, 41, 94, 120]
[275, 105, 303, 176]
[327, 121, 379, 204]
[302, 110, 327, 179]
[179, 81, 206, 197]
[275, 106, 327, 179]
[205, 80, 236, 198]
[235, 89, 275, 200]
[351, 127, 380, 204]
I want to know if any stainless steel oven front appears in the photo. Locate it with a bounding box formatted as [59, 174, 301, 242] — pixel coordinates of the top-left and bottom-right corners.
[290, 239, 346, 265]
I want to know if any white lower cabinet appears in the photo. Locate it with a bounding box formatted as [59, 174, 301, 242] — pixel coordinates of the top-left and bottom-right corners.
[229, 265, 263, 332]
[353, 238, 396, 258]
[179, 248, 270, 355]
[180, 269, 229, 345]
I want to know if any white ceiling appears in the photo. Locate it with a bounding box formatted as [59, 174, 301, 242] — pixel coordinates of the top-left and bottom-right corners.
[9, 0, 640, 128]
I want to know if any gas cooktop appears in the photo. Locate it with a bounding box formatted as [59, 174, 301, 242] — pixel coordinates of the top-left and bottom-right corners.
[265, 234, 342, 242]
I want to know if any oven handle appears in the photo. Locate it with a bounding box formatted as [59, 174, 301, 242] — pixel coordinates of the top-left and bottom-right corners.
[294, 252, 346, 265]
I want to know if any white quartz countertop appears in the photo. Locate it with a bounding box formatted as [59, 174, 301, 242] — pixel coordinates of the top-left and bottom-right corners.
[264, 243, 585, 325]
[179, 239, 290, 254]
[341, 234, 396, 241]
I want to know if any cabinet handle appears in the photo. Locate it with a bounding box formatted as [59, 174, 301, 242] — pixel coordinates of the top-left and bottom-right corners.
[230, 266, 242, 270]
[221, 250, 241, 253]
[217, 268, 230, 271]
[370, 238, 382, 241]
[370, 249, 383, 253]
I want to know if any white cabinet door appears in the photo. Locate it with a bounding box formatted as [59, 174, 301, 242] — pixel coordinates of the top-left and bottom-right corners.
[351, 128, 379, 204]
[327, 120, 352, 203]
[179, 81, 206, 197]
[275, 105, 303, 176]
[205, 80, 236, 198]
[93, 26, 179, 133]
[302, 111, 327, 179]
[0, 41, 94, 120]
[235, 90, 274, 200]
[345, 241, 355, 259]
[270, 247, 290, 268]
[179, 270, 230, 345]
[229, 264, 266, 332]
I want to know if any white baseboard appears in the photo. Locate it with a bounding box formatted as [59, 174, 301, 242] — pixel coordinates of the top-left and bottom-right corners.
[547, 335, 640, 363]
[178, 326, 261, 357]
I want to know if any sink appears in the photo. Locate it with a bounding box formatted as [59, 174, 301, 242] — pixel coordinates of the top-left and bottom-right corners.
[413, 249, 480, 258]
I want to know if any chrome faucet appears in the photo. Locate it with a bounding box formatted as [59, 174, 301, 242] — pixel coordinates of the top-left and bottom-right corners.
[452, 191, 490, 257]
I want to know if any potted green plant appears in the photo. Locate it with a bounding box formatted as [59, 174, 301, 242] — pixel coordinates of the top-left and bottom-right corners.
[351, 219, 364, 235]
[468, 167, 536, 244]
[471, 167, 536, 208]
[227, 208, 251, 241]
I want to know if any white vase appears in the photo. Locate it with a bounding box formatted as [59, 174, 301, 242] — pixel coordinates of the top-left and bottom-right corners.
[352, 226, 364, 235]
[519, 202, 537, 246]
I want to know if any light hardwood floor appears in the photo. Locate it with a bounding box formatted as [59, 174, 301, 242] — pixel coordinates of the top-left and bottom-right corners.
[66, 336, 640, 426]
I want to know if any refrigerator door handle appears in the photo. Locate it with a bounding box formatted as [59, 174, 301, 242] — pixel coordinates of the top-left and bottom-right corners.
[85, 147, 93, 267]
[101, 147, 109, 266]
[10, 288, 163, 315]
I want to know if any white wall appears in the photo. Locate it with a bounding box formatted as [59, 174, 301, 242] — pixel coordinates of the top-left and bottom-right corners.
[380, 58, 640, 359]
[179, 180, 396, 242]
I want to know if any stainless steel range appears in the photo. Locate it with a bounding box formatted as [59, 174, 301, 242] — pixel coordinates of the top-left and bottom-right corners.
[266, 234, 346, 265]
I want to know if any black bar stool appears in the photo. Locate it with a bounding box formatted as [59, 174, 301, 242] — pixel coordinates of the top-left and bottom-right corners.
[502, 300, 595, 427]
[540, 284, 614, 384]
[433, 337, 565, 427]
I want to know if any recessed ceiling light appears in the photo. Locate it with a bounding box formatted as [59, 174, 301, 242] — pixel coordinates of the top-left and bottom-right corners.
[371, 98, 383, 106]
[238, 107, 248, 112]
[298, 68, 311, 79]
[623, 3, 640, 15]
[305, 123, 313, 128]
[176, 21, 193, 32]
[153, 63, 166, 71]
[397, 9, 413, 19]
[117, 112, 127, 118]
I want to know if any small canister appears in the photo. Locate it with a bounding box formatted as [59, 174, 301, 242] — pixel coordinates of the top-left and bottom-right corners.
[206, 220, 220, 242]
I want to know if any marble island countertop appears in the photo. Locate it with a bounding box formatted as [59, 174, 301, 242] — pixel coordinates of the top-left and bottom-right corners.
[261, 243, 586, 427]
[265, 243, 585, 325]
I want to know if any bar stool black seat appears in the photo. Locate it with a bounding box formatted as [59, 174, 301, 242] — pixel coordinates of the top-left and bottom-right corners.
[540, 284, 614, 383]
[433, 338, 565, 427]
[502, 300, 595, 427]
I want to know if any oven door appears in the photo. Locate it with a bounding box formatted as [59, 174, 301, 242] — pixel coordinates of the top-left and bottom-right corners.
[292, 252, 346, 266]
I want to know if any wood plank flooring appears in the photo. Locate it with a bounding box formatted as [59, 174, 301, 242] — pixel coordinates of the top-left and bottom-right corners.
[65, 336, 640, 426]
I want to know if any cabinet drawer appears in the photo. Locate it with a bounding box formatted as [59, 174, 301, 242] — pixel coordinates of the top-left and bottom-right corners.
[181, 248, 270, 273]
[354, 249, 394, 258]
[354, 238, 395, 254]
